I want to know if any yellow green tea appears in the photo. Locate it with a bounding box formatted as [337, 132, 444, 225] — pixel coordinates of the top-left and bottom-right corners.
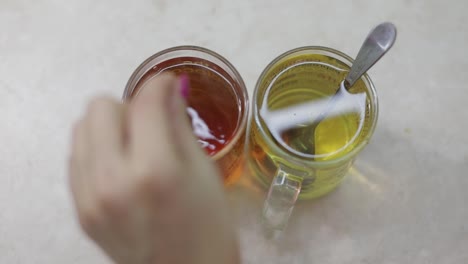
[248, 52, 374, 199]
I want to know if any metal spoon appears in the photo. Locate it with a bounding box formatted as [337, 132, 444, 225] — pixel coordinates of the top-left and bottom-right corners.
[345, 22, 397, 88]
[262, 22, 397, 157]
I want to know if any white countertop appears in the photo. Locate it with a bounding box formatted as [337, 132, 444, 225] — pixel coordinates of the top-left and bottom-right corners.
[1, 0, 467, 263]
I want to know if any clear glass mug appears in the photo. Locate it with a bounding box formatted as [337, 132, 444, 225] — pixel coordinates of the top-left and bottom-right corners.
[246, 47, 379, 231]
[123, 46, 249, 185]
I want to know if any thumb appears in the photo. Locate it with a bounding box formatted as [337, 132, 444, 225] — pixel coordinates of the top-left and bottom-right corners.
[127, 72, 182, 165]
[170, 74, 208, 160]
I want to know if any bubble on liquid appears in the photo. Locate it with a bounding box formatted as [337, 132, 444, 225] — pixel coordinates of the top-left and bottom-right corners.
[198, 140, 210, 148]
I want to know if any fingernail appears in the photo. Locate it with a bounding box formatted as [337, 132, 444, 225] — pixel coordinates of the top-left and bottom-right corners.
[179, 74, 190, 99]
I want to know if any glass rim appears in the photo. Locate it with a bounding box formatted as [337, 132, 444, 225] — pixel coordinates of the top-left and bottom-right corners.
[253, 46, 379, 167]
[123, 45, 249, 161]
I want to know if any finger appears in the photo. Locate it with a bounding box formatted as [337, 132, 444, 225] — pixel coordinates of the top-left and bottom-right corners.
[70, 119, 88, 175]
[86, 97, 126, 161]
[128, 73, 180, 167]
[69, 119, 93, 213]
[70, 116, 112, 233]
[71, 103, 126, 234]
[170, 75, 209, 160]
[166, 75, 223, 194]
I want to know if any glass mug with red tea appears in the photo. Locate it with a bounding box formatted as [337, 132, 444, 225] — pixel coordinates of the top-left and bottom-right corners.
[123, 46, 249, 185]
[246, 47, 379, 231]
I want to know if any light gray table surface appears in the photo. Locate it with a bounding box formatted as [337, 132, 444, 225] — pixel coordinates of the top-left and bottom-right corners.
[1, 0, 467, 263]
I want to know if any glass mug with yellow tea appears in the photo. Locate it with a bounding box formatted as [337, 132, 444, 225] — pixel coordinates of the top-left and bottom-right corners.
[246, 47, 378, 230]
[123, 46, 249, 185]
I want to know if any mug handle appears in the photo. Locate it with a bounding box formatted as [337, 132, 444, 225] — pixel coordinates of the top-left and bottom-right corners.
[262, 164, 304, 233]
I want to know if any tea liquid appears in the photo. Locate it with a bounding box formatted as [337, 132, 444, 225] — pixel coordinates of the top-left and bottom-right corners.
[261, 62, 367, 161]
[248, 53, 374, 199]
[132, 57, 241, 156]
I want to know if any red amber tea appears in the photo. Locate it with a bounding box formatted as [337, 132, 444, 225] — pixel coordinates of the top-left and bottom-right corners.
[124, 47, 248, 184]
[132, 57, 240, 155]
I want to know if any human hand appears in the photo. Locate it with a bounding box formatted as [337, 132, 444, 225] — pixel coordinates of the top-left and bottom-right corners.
[69, 73, 239, 264]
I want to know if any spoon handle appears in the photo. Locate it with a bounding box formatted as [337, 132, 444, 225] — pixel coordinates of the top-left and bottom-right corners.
[345, 22, 397, 88]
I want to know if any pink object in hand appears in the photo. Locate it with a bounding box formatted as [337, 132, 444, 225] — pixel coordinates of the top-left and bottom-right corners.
[179, 74, 190, 99]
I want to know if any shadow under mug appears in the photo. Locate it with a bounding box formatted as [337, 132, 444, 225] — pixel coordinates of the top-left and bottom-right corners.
[123, 46, 249, 185]
[246, 46, 379, 232]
